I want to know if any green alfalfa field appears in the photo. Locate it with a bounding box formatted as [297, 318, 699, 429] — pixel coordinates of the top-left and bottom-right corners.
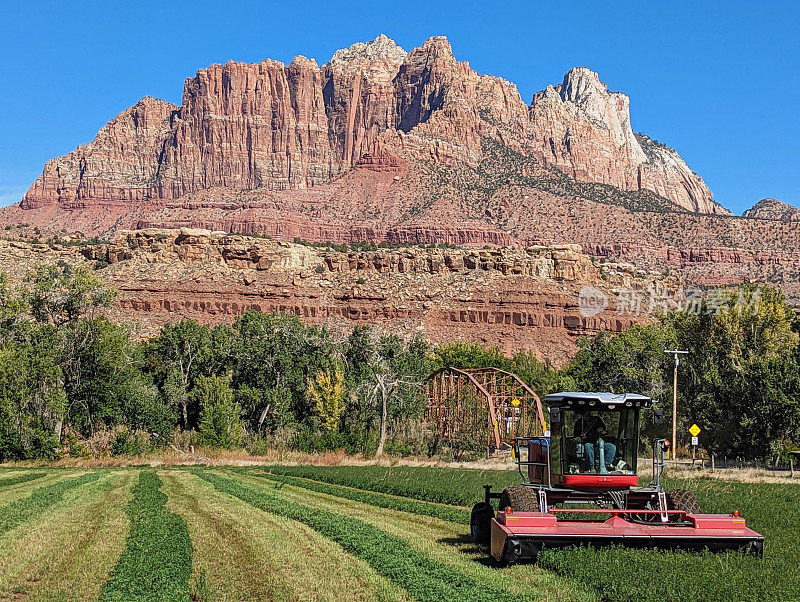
[0, 466, 798, 602]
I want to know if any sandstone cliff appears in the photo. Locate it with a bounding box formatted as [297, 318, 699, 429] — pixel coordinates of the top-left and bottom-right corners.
[527, 69, 722, 214]
[22, 97, 177, 209]
[18, 35, 724, 216]
[0, 229, 681, 363]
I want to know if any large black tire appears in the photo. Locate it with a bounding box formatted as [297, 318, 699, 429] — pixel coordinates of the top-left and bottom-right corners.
[498, 486, 540, 512]
[666, 489, 701, 514]
[470, 502, 494, 545]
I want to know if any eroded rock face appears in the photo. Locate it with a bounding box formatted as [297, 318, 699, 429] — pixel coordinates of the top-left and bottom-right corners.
[324, 34, 407, 165]
[528, 68, 722, 214]
[22, 97, 177, 208]
[0, 229, 681, 363]
[18, 35, 724, 216]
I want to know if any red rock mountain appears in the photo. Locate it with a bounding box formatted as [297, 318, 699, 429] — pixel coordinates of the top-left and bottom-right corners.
[6, 35, 800, 312]
[4, 34, 800, 355]
[17, 35, 724, 218]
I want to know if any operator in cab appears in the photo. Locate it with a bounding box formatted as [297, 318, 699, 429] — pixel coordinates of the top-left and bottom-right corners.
[574, 410, 617, 473]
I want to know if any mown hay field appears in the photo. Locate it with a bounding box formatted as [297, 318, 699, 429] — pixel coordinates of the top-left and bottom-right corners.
[0, 466, 797, 601]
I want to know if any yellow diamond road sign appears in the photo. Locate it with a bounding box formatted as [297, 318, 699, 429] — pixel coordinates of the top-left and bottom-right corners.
[689, 424, 701, 437]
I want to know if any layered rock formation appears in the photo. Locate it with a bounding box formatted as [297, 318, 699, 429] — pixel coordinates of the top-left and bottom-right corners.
[22, 97, 177, 208]
[527, 69, 722, 214]
[0, 229, 681, 363]
[8, 33, 798, 343]
[17, 35, 725, 216]
[743, 198, 800, 221]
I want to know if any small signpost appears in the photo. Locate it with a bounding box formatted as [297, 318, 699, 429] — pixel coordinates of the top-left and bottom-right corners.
[689, 424, 701, 466]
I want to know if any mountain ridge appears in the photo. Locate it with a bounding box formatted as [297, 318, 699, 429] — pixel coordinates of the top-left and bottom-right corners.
[14, 34, 726, 218]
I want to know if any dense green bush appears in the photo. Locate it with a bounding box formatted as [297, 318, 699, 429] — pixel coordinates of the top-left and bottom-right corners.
[110, 428, 153, 457]
[290, 424, 361, 454]
[194, 376, 243, 449]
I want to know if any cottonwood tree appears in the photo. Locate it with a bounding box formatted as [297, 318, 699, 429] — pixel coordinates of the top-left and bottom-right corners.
[345, 326, 431, 456]
[231, 311, 336, 427]
[144, 320, 230, 428]
[307, 362, 346, 433]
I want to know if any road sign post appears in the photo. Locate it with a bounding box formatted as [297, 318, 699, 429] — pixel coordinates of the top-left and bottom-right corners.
[689, 424, 701, 466]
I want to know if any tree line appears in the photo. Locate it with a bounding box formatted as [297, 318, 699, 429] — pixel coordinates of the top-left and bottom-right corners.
[0, 263, 797, 463]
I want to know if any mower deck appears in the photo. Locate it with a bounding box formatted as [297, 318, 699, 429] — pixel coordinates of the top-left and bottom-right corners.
[490, 510, 764, 563]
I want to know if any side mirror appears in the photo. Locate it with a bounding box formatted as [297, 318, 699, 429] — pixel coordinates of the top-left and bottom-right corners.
[653, 409, 665, 425]
[549, 407, 561, 423]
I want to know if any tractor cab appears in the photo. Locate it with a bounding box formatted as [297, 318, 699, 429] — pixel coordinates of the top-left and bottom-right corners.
[524, 392, 651, 491]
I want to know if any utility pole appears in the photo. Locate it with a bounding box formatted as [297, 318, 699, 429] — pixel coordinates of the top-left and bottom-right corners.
[664, 349, 689, 461]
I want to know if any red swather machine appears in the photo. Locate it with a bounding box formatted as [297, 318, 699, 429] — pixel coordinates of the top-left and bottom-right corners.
[471, 392, 764, 564]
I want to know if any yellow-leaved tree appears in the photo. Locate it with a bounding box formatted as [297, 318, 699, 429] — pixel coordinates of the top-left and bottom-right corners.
[308, 362, 346, 433]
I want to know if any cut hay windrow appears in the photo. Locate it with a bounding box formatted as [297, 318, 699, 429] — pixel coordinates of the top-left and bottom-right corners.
[248, 469, 470, 524]
[196, 469, 521, 602]
[0, 472, 101, 537]
[261, 466, 800, 602]
[99, 471, 192, 602]
[0, 471, 47, 488]
[264, 465, 519, 506]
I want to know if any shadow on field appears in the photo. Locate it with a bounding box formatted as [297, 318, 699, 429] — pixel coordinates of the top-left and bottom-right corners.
[437, 533, 473, 546]
[436, 533, 498, 566]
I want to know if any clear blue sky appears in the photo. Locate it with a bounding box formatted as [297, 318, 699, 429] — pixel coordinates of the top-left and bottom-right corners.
[1, 1, 798, 214]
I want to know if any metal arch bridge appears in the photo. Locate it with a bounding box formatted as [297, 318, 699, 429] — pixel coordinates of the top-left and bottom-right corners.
[423, 367, 547, 452]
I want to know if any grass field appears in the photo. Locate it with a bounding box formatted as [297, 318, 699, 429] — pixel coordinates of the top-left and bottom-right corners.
[0, 465, 797, 601]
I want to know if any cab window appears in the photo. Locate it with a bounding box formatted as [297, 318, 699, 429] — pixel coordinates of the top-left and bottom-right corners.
[560, 408, 638, 475]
